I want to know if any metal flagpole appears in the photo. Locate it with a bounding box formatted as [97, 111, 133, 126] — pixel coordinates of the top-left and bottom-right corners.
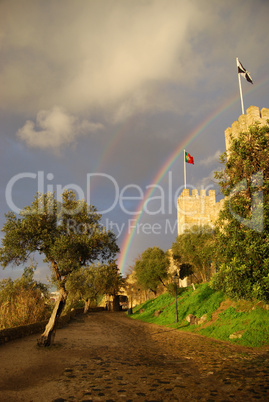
[236, 57, 245, 114]
[184, 149, 186, 189]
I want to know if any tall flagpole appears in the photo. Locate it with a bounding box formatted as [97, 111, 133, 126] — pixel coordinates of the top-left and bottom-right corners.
[236, 57, 245, 115]
[184, 149, 186, 189]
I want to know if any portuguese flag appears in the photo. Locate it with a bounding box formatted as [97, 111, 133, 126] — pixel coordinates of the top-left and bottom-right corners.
[185, 151, 194, 164]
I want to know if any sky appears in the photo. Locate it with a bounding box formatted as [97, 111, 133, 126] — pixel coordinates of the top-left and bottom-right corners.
[0, 0, 268, 283]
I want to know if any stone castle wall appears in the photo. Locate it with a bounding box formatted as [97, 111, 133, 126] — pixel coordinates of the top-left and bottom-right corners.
[177, 105, 269, 235]
[177, 189, 224, 235]
[225, 105, 269, 152]
[125, 105, 268, 295]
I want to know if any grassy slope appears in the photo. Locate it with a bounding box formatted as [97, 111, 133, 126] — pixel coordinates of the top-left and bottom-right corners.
[130, 284, 269, 348]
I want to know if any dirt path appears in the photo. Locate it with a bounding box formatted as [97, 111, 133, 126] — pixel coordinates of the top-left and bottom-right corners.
[0, 311, 269, 401]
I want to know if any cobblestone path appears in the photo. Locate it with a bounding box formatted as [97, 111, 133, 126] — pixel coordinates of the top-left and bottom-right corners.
[0, 311, 269, 401]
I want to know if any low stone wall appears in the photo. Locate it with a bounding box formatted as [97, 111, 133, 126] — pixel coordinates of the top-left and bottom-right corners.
[0, 307, 104, 345]
[0, 320, 47, 344]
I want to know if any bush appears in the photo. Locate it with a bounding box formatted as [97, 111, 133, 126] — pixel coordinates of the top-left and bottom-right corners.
[214, 123, 269, 302]
[0, 268, 52, 329]
[210, 258, 269, 302]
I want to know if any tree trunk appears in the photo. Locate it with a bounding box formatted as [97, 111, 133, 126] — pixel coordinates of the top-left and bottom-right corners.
[37, 286, 67, 347]
[84, 299, 91, 313]
[200, 266, 208, 283]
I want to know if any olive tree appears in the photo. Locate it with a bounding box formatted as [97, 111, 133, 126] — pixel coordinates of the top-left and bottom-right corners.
[65, 261, 124, 313]
[0, 190, 119, 346]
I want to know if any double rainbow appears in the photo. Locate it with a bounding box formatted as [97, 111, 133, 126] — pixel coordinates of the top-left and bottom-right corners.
[117, 78, 268, 275]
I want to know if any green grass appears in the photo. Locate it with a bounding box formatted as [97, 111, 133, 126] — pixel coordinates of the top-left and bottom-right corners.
[200, 306, 269, 347]
[130, 284, 269, 347]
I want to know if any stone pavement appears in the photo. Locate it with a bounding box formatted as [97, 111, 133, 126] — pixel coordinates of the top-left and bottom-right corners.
[0, 311, 269, 401]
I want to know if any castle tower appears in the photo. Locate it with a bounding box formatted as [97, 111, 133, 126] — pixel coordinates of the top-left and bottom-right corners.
[177, 189, 223, 235]
[225, 105, 269, 152]
[177, 105, 269, 235]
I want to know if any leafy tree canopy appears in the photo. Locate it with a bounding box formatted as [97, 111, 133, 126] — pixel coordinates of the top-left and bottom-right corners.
[172, 225, 215, 283]
[0, 190, 119, 282]
[65, 261, 123, 312]
[212, 123, 269, 301]
[134, 247, 169, 295]
[94, 261, 124, 297]
[0, 190, 119, 345]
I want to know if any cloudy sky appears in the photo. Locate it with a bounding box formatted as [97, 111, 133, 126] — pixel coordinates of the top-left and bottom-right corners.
[0, 0, 268, 282]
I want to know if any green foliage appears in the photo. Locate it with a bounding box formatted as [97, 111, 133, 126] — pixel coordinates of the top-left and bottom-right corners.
[218, 306, 245, 319]
[200, 306, 269, 347]
[0, 190, 119, 342]
[178, 263, 194, 280]
[64, 266, 97, 311]
[177, 284, 224, 320]
[94, 261, 124, 297]
[213, 123, 269, 302]
[64, 261, 124, 312]
[130, 285, 269, 347]
[132, 284, 225, 325]
[134, 247, 169, 294]
[133, 292, 175, 323]
[172, 225, 216, 283]
[0, 190, 119, 290]
[0, 265, 51, 328]
[166, 281, 177, 296]
[215, 123, 269, 196]
[210, 258, 267, 301]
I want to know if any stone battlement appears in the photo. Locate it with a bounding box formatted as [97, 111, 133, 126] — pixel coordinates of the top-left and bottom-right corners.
[179, 188, 218, 199]
[177, 105, 268, 236]
[177, 189, 224, 235]
[225, 105, 269, 151]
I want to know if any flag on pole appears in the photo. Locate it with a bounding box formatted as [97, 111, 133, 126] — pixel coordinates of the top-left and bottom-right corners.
[185, 151, 194, 164]
[236, 59, 253, 84]
[184, 149, 194, 189]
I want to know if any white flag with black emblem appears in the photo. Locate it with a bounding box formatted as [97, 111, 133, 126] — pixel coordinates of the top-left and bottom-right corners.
[236, 59, 253, 84]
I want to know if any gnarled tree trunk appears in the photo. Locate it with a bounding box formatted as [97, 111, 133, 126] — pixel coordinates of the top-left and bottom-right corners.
[84, 298, 91, 313]
[37, 286, 67, 347]
[38, 260, 68, 347]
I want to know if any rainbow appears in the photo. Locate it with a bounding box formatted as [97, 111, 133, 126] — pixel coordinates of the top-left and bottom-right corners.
[118, 78, 268, 275]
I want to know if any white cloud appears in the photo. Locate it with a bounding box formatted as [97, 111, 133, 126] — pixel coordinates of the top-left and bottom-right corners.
[17, 106, 104, 149]
[1, 0, 268, 122]
[1, 0, 268, 280]
[199, 150, 222, 167]
[0, 0, 198, 117]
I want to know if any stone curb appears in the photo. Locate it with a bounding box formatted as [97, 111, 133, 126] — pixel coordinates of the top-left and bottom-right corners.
[0, 307, 104, 344]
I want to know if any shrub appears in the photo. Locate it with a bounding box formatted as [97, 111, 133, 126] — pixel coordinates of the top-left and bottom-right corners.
[0, 268, 51, 329]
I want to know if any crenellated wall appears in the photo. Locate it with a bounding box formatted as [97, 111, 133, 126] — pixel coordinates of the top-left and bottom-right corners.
[225, 105, 269, 152]
[177, 189, 224, 235]
[177, 105, 269, 236]
[127, 105, 268, 292]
